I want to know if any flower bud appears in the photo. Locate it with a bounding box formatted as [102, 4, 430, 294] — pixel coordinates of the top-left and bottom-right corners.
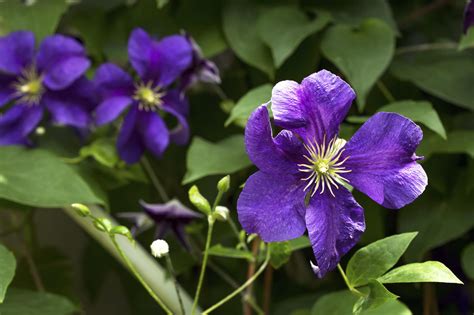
[188, 185, 211, 215]
[94, 218, 113, 232]
[150, 239, 169, 258]
[217, 175, 230, 193]
[71, 203, 91, 217]
[111, 225, 133, 242]
[214, 206, 229, 222]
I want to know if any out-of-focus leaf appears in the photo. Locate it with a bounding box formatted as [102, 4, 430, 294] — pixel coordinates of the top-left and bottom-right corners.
[418, 130, 474, 159]
[312, 0, 398, 34]
[378, 261, 463, 284]
[288, 236, 311, 251]
[461, 243, 474, 279]
[0, 244, 16, 303]
[0, 289, 77, 315]
[269, 241, 291, 269]
[80, 138, 119, 168]
[183, 136, 251, 184]
[257, 7, 330, 67]
[208, 244, 254, 261]
[225, 84, 272, 127]
[0, 147, 104, 207]
[311, 290, 412, 315]
[391, 49, 474, 111]
[346, 232, 418, 287]
[353, 280, 398, 314]
[321, 19, 395, 110]
[459, 27, 474, 50]
[222, 0, 274, 77]
[347, 100, 446, 139]
[0, 0, 69, 40]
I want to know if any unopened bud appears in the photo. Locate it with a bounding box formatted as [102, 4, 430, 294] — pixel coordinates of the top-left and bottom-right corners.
[214, 206, 229, 222]
[111, 226, 133, 242]
[217, 175, 230, 193]
[71, 203, 91, 217]
[188, 185, 211, 215]
[35, 126, 45, 136]
[94, 218, 113, 232]
[150, 239, 169, 258]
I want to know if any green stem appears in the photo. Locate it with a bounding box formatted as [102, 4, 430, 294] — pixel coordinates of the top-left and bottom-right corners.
[395, 42, 457, 55]
[165, 255, 186, 315]
[212, 190, 224, 210]
[202, 248, 271, 314]
[337, 264, 364, 297]
[192, 220, 215, 314]
[376, 81, 395, 103]
[141, 156, 169, 202]
[228, 217, 249, 251]
[111, 235, 172, 314]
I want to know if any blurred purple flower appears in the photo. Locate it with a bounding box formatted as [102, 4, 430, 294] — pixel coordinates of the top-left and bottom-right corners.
[180, 33, 221, 91]
[237, 70, 427, 278]
[0, 31, 94, 145]
[94, 28, 193, 164]
[464, 0, 474, 33]
[119, 199, 202, 250]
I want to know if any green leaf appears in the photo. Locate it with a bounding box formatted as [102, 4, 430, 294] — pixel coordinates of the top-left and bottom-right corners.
[311, 290, 412, 315]
[0, 0, 69, 41]
[312, 0, 398, 34]
[353, 280, 398, 314]
[418, 130, 474, 159]
[257, 7, 331, 67]
[222, 0, 274, 77]
[461, 243, 474, 279]
[208, 245, 254, 261]
[288, 236, 311, 251]
[391, 49, 474, 111]
[269, 242, 291, 269]
[225, 84, 272, 127]
[0, 147, 104, 207]
[321, 19, 395, 110]
[347, 100, 446, 139]
[378, 261, 463, 284]
[183, 136, 251, 184]
[80, 138, 119, 168]
[0, 289, 77, 315]
[0, 244, 15, 303]
[459, 27, 474, 51]
[346, 232, 418, 287]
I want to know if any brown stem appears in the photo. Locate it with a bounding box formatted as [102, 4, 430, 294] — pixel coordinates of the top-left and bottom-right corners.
[400, 0, 454, 28]
[263, 265, 273, 314]
[423, 283, 439, 315]
[243, 239, 260, 315]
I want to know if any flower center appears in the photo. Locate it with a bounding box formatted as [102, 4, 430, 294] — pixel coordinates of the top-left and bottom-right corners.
[12, 67, 44, 105]
[133, 81, 164, 111]
[298, 135, 351, 197]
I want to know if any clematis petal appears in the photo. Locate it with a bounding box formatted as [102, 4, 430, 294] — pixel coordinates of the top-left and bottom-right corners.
[271, 70, 355, 143]
[464, 0, 474, 33]
[0, 74, 17, 107]
[0, 104, 43, 145]
[343, 112, 428, 209]
[147, 35, 193, 86]
[274, 129, 306, 164]
[245, 105, 299, 175]
[137, 110, 170, 158]
[117, 106, 144, 164]
[0, 31, 35, 75]
[162, 90, 189, 145]
[127, 28, 153, 80]
[37, 35, 90, 90]
[94, 63, 134, 98]
[95, 96, 132, 126]
[237, 171, 306, 242]
[306, 188, 365, 278]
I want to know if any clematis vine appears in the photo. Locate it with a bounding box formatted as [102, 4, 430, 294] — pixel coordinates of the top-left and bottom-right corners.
[94, 28, 194, 164]
[119, 199, 202, 250]
[237, 70, 427, 278]
[464, 0, 474, 33]
[0, 31, 94, 145]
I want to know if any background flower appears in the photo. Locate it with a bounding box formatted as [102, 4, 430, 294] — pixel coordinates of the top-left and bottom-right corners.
[464, 0, 474, 32]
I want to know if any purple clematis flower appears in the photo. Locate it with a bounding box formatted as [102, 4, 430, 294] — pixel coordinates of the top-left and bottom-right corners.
[0, 31, 94, 145]
[94, 28, 193, 164]
[237, 70, 427, 278]
[119, 199, 202, 250]
[464, 0, 474, 33]
[180, 33, 221, 91]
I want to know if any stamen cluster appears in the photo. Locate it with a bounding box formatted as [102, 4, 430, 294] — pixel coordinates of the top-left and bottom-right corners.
[12, 67, 44, 105]
[133, 81, 164, 112]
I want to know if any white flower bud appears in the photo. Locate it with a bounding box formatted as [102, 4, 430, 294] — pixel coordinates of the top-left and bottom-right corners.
[214, 206, 229, 222]
[150, 239, 169, 258]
